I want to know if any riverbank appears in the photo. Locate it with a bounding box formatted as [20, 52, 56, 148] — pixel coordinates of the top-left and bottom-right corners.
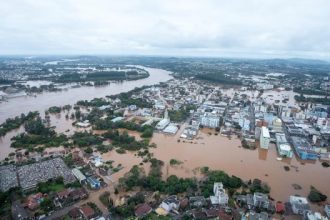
[0, 67, 173, 123]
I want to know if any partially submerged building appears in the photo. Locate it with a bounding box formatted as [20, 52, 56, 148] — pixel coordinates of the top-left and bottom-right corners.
[275, 133, 293, 158]
[260, 126, 270, 149]
[291, 136, 318, 160]
[289, 196, 310, 215]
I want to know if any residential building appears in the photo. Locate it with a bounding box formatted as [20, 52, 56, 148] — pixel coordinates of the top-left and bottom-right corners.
[201, 113, 220, 128]
[325, 205, 330, 218]
[189, 196, 207, 208]
[305, 211, 328, 220]
[272, 118, 283, 133]
[210, 182, 229, 205]
[253, 193, 270, 209]
[80, 204, 96, 219]
[239, 115, 251, 131]
[156, 195, 180, 215]
[290, 196, 310, 215]
[135, 203, 152, 218]
[247, 211, 269, 220]
[260, 126, 270, 149]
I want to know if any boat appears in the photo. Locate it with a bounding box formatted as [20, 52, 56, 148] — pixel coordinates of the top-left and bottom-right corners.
[276, 157, 283, 161]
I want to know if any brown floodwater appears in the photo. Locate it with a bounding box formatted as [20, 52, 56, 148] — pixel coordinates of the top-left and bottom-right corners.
[149, 128, 330, 202]
[0, 67, 172, 160]
[1, 70, 328, 205]
[89, 126, 329, 203]
[0, 67, 172, 123]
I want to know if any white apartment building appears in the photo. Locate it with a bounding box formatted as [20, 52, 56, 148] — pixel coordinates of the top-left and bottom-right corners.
[200, 113, 220, 128]
[260, 126, 270, 149]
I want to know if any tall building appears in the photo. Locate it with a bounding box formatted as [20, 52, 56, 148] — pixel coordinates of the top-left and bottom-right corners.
[210, 182, 229, 205]
[260, 126, 270, 149]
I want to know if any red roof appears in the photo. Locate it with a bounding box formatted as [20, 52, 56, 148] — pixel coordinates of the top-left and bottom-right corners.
[135, 203, 152, 217]
[80, 205, 95, 218]
[57, 189, 70, 199]
[276, 201, 285, 213]
[69, 207, 81, 218]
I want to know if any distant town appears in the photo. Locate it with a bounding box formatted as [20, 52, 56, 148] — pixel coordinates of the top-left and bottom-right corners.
[0, 56, 329, 220]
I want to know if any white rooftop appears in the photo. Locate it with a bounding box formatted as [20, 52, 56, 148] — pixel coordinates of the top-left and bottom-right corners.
[279, 144, 292, 152]
[261, 126, 270, 138]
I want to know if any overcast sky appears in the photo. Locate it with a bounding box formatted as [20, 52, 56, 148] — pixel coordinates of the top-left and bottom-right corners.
[1, 0, 330, 59]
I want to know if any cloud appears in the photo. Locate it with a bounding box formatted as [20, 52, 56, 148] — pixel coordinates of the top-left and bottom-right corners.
[0, 0, 330, 59]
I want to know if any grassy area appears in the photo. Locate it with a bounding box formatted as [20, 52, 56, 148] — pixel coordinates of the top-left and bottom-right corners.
[48, 183, 66, 192]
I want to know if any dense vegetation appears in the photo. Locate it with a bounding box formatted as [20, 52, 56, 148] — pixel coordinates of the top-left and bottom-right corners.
[47, 106, 62, 114]
[11, 117, 68, 150]
[0, 187, 22, 217]
[102, 130, 150, 151]
[0, 111, 39, 136]
[107, 86, 153, 108]
[72, 132, 103, 147]
[94, 120, 154, 138]
[294, 95, 330, 105]
[119, 163, 197, 195]
[195, 73, 242, 85]
[168, 105, 196, 122]
[200, 170, 242, 197]
[308, 186, 327, 203]
[293, 87, 327, 96]
[77, 98, 110, 107]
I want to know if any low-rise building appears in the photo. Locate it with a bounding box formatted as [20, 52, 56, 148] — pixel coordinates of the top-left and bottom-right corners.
[325, 205, 330, 218]
[156, 195, 180, 215]
[72, 168, 86, 184]
[275, 133, 293, 158]
[111, 116, 124, 123]
[163, 123, 178, 135]
[156, 118, 170, 130]
[86, 177, 101, 189]
[291, 136, 318, 160]
[135, 203, 152, 218]
[305, 211, 328, 220]
[289, 196, 310, 215]
[253, 193, 270, 209]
